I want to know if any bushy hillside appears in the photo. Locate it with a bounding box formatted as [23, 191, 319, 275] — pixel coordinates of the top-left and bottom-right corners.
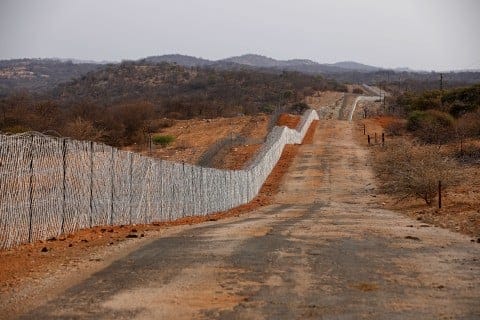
[395, 84, 480, 116]
[51, 61, 345, 118]
[391, 84, 480, 146]
[0, 61, 345, 147]
[0, 59, 101, 95]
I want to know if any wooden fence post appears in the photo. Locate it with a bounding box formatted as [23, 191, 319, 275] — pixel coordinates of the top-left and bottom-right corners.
[382, 133, 385, 147]
[363, 124, 366, 135]
[367, 135, 371, 146]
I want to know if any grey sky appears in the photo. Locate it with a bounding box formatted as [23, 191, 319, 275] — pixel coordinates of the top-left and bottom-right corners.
[1, 0, 479, 71]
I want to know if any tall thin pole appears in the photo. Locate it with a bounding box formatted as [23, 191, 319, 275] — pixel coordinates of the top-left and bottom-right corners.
[438, 180, 442, 209]
[28, 135, 34, 243]
[110, 147, 115, 225]
[61, 138, 67, 234]
[128, 153, 133, 225]
[89, 141, 94, 228]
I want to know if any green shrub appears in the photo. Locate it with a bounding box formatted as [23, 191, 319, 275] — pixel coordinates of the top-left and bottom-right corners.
[407, 110, 428, 131]
[407, 110, 455, 144]
[442, 84, 480, 117]
[152, 134, 175, 147]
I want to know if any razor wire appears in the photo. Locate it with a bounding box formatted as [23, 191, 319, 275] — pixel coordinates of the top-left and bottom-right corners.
[0, 109, 319, 249]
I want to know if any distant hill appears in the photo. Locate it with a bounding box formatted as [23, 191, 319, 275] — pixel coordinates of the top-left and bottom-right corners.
[142, 54, 214, 67]
[50, 60, 345, 116]
[329, 61, 381, 72]
[2, 55, 479, 99]
[220, 54, 315, 68]
[140, 54, 382, 74]
[220, 54, 375, 73]
[0, 58, 101, 95]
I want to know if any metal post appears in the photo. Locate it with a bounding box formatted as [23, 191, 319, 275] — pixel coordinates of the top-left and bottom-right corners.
[438, 180, 442, 209]
[89, 141, 94, 228]
[28, 135, 34, 243]
[367, 135, 371, 146]
[110, 147, 115, 225]
[182, 161, 186, 217]
[61, 138, 67, 234]
[128, 153, 133, 225]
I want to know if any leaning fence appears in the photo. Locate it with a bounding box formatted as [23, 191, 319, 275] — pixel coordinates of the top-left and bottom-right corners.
[0, 109, 319, 249]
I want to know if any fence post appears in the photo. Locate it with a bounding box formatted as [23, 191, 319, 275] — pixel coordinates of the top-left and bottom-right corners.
[28, 135, 34, 243]
[110, 147, 115, 225]
[89, 141, 94, 228]
[363, 124, 366, 135]
[374, 132, 377, 144]
[367, 135, 371, 146]
[382, 133, 385, 147]
[199, 166, 204, 214]
[438, 180, 442, 209]
[128, 152, 133, 225]
[191, 165, 196, 215]
[182, 161, 186, 217]
[61, 138, 67, 235]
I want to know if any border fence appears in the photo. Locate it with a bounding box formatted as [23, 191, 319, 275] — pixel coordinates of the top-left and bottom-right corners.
[0, 109, 319, 249]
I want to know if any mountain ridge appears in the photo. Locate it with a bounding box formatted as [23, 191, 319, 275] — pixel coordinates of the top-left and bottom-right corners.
[135, 53, 383, 73]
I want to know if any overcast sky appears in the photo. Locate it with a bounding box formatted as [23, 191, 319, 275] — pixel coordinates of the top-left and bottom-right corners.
[1, 0, 479, 71]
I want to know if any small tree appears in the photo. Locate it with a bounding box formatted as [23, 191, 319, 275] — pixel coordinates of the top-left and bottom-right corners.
[407, 109, 455, 145]
[63, 117, 105, 141]
[375, 140, 457, 205]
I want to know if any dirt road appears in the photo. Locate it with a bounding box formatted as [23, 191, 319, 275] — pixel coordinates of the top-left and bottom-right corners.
[14, 120, 480, 319]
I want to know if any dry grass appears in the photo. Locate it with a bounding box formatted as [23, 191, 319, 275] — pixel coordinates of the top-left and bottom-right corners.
[374, 139, 458, 205]
[358, 116, 480, 238]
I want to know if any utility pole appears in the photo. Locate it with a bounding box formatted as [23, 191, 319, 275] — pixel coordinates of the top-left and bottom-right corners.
[440, 73, 444, 108]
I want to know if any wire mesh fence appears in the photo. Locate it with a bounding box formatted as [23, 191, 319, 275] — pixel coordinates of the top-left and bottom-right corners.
[0, 109, 319, 249]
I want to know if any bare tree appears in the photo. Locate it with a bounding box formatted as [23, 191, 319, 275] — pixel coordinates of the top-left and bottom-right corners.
[375, 140, 458, 205]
